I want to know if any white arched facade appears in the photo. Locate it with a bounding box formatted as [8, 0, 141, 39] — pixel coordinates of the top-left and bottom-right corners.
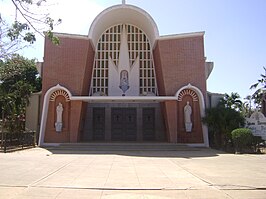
[38, 84, 72, 146]
[88, 4, 159, 49]
[175, 83, 209, 147]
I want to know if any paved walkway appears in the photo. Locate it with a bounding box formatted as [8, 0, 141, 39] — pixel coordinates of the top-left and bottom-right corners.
[0, 147, 265, 198]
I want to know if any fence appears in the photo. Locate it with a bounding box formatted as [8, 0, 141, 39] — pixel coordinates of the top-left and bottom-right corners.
[0, 131, 36, 153]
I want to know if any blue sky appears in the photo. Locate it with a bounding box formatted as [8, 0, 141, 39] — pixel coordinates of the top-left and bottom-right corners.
[2, 0, 266, 99]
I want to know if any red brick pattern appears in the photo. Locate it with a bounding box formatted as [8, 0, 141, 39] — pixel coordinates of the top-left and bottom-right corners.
[154, 36, 206, 98]
[43, 35, 95, 143]
[43, 34, 207, 144]
[154, 35, 206, 144]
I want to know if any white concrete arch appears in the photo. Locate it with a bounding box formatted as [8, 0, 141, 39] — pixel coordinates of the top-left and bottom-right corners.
[175, 83, 209, 147]
[38, 84, 72, 146]
[88, 4, 159, 49]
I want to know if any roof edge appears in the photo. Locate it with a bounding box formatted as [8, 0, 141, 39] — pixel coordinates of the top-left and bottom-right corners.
[158, 31, 205, 41]
[53, 32, 89, 40]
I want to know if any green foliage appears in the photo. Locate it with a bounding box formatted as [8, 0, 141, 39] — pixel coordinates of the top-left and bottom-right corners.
[250, 67, 266, 108]
[220, 92, 243, 111]
[1, 0, 61, 58]
[203, 93, 245, 149]
[251, 136, 264, 153]
[0, 55, 41, 132]
[231, 128, 253, 153]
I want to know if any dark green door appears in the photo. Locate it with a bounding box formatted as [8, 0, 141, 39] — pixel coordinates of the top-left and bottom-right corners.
[142, 108, 155, 141]
[93, 108, 105, 141]
[111, 108, 137, 141]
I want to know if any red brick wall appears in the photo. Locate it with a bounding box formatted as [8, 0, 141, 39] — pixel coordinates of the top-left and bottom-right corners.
[154, 35, 206, 144]
[161, 101, 177, 143]
[42, 35, 95, 143]
[153, 45, 166, 95]
[154, 36, 206, 98]
[42, 35, 94, 95]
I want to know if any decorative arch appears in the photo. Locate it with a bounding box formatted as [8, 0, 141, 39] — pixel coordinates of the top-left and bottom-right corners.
[175, 83, 209, 147]
[39, 84, 72, 146]
[50, 90, 70, 102]
[88, 4, 159, 49]
[177, 89, 198, 102]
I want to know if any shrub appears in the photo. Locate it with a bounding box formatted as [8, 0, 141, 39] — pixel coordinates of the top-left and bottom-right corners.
[252, 136, 264, 153]
[231, 128, 253, 153]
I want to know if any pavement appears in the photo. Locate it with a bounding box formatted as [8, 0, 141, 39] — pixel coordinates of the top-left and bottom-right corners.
[0, 146, 266, 199]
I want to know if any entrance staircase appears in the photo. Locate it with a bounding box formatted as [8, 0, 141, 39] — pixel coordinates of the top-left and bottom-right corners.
[44, 142, 201, 151]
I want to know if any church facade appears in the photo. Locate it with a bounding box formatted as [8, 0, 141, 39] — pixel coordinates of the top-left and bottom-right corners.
[38, 3, 213, 146]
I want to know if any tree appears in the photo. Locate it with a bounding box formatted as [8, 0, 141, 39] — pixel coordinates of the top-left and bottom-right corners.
[0, 0, 61, 59]
[220, 92, 243, 111]
[250, 67, 266, 108]
[0, 19, 26, 59]
[203, 94, 245, 149]
[0, 54, 41, 132]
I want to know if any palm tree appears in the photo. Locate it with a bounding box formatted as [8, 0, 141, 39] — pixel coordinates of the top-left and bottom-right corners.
[220, 92, 243, 111]
[250, 67, 266, 109]
[203, 93, 245, 149]
[243, 95, 252, 117]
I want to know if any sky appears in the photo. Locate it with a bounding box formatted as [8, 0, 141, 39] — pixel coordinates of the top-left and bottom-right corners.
[1, 0, 266, 100]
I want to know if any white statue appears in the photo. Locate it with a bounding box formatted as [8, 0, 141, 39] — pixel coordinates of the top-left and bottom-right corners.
[184, 101, 192, 132]
[55, 102, 63, 132]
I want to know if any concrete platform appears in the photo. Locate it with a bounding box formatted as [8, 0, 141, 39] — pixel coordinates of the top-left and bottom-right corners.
[0, 146, 265, 198]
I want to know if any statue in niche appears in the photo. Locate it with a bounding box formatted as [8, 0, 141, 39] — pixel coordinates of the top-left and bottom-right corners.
[55, 102, 63, 132]
[119, 70, 129, 96]
[184, 101, 192, 132]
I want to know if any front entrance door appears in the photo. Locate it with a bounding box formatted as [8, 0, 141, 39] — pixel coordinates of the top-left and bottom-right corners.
[142, 108, 155, 141]
[93, 108, 105, 141]
[111, 108, 137, 141]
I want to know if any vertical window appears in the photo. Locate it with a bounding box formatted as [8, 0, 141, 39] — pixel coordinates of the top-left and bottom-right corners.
[90, 24, 158, 96]
[126, 24, 157, 96]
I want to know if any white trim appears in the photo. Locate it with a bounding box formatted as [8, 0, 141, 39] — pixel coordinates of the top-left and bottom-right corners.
[71, 96, 177, 102]
[53, 32, 89, 40]
[159, 32, 205, 41]
[175, 83, 209, 147]
[88, 4, 159, 49]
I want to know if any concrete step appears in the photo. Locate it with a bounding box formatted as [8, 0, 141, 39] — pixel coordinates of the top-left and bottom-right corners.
[44, 142, 201, 151]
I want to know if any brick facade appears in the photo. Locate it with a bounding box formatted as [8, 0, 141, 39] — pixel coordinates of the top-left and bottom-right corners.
[41, 5, 210, 146]
[43, 35, 94, 142]
[154, 36, 206, 143]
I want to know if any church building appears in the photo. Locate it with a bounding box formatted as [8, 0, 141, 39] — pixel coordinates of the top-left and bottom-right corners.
[38, 2, 214, 146]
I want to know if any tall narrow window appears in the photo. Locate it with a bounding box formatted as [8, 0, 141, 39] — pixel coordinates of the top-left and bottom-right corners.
[90, 24, 158, 96]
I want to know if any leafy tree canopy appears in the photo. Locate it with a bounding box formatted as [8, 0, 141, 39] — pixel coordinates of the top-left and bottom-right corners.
[250, 67, 266, 107]
[0, 54, 41, 93]
[0, 0, 61, 59]
[219, 92, 243, 111]
[0, 54, 41, 131]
